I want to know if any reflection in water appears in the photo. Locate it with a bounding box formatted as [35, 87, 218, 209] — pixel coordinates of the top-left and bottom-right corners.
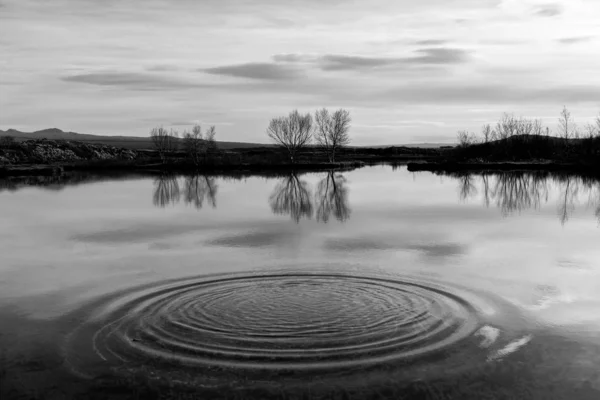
[152, 174, 180, 207]
[153, 174, 218, 209]
[183, 175, 218, 209]
[457, 173, 478, 202]
[453, 171, 600, 225]
[269, 171, 351, 223]
[269, 173, 313, 223]
[315, 171, 351, 223]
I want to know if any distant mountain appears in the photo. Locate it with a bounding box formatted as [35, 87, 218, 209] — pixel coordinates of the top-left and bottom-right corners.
[0, 128, 269, 150]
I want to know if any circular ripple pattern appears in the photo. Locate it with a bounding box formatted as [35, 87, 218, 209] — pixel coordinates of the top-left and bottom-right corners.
[70, 272, 488, 374]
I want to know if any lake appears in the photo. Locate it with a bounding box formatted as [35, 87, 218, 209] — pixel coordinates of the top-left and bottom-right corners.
[1, 165, 599, 399]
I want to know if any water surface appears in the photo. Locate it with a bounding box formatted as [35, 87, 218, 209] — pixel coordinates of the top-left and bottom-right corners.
[1, 166, 599, 399]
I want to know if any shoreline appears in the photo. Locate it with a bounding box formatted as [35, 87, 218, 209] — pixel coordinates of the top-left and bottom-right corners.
[406, 161, 600, 174]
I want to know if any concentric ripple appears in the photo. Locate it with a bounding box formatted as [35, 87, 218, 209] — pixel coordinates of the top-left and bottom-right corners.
[65, 271, 527, 381]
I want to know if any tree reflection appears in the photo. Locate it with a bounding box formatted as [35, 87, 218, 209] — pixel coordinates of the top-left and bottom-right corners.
[457, 173, 478, 201]
[183, 175, 218, 209]
[315, 171, 351, 223]
[490, 173, 549, 216]
[153, 174, 180, 207]
[452, 171, 600, 225]
[153, 174, 218, 209]
[269, 173, 313, 223]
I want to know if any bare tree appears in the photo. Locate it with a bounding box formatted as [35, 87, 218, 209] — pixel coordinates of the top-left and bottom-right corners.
[596, 112, 600, 136]
[558, 106, 577, 140]
[481, 124, 493, 143]
[204, 126, 218, 157]
[150, 126, 178, 163]
[457, 130, 476, 147]
[495, 113, 518, 140]
[584, 124, 597, 139]
[314, 108, 352, 162]
[183, 126, 203, 166]
[267, 110, 313, 163]
[532, 119, 545, 137]
[182, 124, 217, 166]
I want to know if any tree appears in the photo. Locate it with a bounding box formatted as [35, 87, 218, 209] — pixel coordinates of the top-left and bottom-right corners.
[495, 113, 518, 140]
[150, 126, 178, 163]
[204, 126, 218, 157]
[532, 119, 545, 137]
[267, 110, 313, 163]
[314, 108, 352, 162]
[182, 124, 217, 166]
[456, 130, 476, 147]
[481, 124, 493, 143]
[584, 123, 597, 139]
[558, 106, 577, 140]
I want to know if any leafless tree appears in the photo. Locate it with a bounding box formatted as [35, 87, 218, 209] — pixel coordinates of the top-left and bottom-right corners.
[315, 171, 351, 223]
[267, 110, 313, 163]
[495, 113, 518, 140]
[481, 124, 493, 143]
[150, 126, 178, 163]
[183, 124, 218, 166]
[584, 124, 597, 139]
[558, 106, 577, 140]
[153, 175, 180, 207]
[183, 175, 218, 209]
[314, 108, 352, 162]
[532, 119, 545, 137]
[456, 130, 476, 147]
[269, 173, 313, 222]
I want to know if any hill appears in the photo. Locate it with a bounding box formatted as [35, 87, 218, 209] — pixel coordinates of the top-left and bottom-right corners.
[0, 128, 269, 151]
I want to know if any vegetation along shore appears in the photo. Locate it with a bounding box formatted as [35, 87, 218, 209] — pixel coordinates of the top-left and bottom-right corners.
[1, 106, 599, 177]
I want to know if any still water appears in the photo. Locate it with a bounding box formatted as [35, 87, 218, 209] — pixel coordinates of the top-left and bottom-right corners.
[1, 165, 599, 399]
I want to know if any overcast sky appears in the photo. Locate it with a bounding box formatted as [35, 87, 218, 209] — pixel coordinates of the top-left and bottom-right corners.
[1, 0, 599, 145]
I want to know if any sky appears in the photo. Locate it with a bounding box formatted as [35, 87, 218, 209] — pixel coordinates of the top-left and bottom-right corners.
[1, 0, 599, 145]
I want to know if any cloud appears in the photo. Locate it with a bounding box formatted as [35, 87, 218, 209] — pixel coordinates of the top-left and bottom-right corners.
[61, 72, 211, 91]
[534, 3, 563, 17]
[145, 64, 180, 72]
[412, 39, 448, 46]
[202, 62, 302, 80]
[379, 83, 600, 105]
[273, 47, 471, 72]
[321, 48, 470, 70]
[556, 36, 594, 44]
